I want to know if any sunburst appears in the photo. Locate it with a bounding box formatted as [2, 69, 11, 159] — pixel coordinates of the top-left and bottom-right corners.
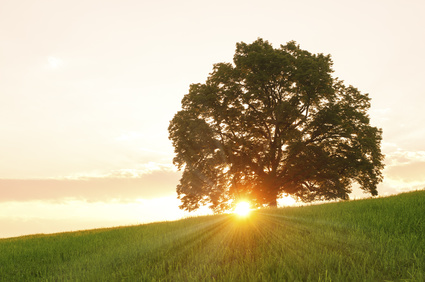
[234, 201, 251, 217]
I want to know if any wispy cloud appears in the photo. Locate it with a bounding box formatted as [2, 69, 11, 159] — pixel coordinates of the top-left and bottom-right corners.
[60, 162, 177, 180]
[380, 149, 425, 192]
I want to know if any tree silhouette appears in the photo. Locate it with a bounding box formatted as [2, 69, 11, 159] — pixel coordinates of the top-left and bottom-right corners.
[169, 39, 384, 212]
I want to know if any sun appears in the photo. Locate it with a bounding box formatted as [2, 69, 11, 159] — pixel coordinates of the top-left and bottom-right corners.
[234, 201, 251, 217]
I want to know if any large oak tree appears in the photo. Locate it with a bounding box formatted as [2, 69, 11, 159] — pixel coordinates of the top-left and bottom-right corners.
[169, 39, 384, 212]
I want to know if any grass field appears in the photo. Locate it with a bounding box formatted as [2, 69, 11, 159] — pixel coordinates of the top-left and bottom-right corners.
[0, 190, 424, 281]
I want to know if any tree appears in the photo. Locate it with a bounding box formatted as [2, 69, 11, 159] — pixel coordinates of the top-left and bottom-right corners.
[168, 39, 384, 212]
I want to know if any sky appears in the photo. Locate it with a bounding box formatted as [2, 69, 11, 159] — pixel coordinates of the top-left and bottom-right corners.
[1, 0, 425, 238]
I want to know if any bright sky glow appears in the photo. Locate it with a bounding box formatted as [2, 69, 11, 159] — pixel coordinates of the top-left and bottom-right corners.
[278, 195, 297, 207]
[1, 0, 425, 238]
[47, 56, 63, 69]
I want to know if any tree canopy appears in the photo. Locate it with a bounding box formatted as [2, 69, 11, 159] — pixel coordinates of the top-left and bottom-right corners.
[168, 39, 384, 212]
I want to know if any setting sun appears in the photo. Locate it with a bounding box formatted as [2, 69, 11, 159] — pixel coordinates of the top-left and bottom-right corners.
[234, 201, 251, 217]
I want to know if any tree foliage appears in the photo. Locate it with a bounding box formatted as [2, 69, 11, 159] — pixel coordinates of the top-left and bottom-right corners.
[168, 39, 384, 212]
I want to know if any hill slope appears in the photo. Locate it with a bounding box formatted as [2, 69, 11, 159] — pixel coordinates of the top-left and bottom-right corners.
[1, 191, 424, 281]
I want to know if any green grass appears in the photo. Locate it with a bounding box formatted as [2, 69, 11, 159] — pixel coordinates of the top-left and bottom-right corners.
[0, 190, 424, 281]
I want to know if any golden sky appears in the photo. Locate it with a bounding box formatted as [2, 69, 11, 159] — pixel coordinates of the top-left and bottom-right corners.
[1, 0, 425, 238]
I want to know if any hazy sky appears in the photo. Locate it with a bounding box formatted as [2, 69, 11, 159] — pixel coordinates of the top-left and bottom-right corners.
[1, 0, 424, 238]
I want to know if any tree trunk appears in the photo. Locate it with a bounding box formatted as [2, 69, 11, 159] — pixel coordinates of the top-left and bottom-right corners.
[265, 174, 280, 207]
[266, 177, 279, 207]
[268, 197, 278, 207]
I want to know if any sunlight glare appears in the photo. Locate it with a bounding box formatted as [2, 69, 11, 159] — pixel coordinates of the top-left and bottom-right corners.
[234, 201, 251, 217]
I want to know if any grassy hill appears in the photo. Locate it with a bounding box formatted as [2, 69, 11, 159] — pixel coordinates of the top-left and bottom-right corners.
[0, 191, 424, 281]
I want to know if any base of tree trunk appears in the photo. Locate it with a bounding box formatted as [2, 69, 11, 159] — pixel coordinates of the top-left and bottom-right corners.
[269, 198, 278, 207]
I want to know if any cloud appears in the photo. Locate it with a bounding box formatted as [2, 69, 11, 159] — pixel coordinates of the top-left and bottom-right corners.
[385, 149, 425, 166]
[0, 169, 181, 203]
[103, 163, 177, 178]
[386, 162, 425, 182]
[349, 147, 425, 199]
[379, 149, 425, 191]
